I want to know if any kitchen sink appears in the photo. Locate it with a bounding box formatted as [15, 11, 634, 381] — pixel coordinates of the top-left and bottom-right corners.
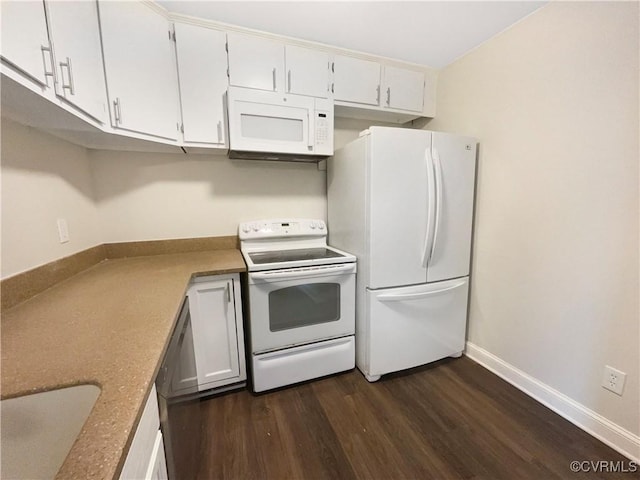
[1, 384, 101, 479]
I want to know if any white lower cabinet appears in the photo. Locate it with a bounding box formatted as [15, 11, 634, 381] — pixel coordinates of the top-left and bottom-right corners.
[119, 385, 167, 480]
[179, 274, 246, 392]
[145, 431, 168, 480]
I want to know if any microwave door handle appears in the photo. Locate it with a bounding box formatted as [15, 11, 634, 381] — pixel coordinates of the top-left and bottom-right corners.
[307, 111, 314, 148]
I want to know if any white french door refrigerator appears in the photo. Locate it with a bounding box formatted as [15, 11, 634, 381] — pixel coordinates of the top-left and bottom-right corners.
[327, 127, 477, 381]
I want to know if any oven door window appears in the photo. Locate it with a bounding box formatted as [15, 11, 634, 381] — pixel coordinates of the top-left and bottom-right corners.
[269, 283, 340, 332]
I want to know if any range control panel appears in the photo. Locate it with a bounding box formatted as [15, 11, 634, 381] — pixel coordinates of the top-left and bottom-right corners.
[239, 219, 326, 240]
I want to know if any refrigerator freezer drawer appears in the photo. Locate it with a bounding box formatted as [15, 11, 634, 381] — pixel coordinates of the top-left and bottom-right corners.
[366, 277, 469, 377]
[252, 336, 355, 392]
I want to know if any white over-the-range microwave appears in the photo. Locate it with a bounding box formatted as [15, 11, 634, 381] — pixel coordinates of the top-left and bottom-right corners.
[227, 86, 334, 161]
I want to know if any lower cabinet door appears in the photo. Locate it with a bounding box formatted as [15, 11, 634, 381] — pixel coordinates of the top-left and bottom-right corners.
[187, 274, 246, 390]
[145, 431, 168, 480]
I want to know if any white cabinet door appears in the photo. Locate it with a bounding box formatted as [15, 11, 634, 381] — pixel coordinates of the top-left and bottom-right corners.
[0, 1, 52, 87]
[227, 33, 284, 92]
[381, 65, 424, 112]
[174, 23, 227, 145]
[187, 276, 244, 390]
[145, 431, 168, 480]
[333, 55, 381, 106]
[46, 0, 108, 123]
[119, 386, 162, 480]
[98, 1, 178, 140]
[285, 45, 329, 98]
[170, 314, 198, 393]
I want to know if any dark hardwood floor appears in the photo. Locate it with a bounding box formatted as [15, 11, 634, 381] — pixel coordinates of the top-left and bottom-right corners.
[193, 357, 636, 479]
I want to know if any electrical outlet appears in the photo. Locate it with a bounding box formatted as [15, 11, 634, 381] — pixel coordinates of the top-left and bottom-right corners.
[602, 365, 626, 396]
[57, 218, 69, 244]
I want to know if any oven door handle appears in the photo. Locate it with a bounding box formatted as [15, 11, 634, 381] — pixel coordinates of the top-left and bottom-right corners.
[250, 263, 356, 281]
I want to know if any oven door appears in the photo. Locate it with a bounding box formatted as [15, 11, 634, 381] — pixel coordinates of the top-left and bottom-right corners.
[248, 263, 356, 353]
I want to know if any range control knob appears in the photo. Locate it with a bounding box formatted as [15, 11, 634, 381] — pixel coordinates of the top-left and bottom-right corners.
[252, 224, 259, 232]
[242, 224, 250, 234]
[318, 221, 325, 230]
[310, 221, 316, 229]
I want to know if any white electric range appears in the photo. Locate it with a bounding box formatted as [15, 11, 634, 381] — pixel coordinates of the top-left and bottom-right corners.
[239, 218, 356, 392]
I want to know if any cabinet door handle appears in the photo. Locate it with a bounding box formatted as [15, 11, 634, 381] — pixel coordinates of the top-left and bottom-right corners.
[376, 85, 380, 104]
[40, 45, 55, 86]
[217, 121, 222, 143]
[113, 98, 122, 125]
[287, 69, 291, 93]
[226, 282, 231, 303]
[59, 57, 75, 95]
[386, 87, 391, 106]
[272, 67, 276, 91]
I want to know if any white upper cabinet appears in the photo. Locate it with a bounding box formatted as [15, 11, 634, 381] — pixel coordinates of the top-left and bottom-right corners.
[98, 1, 178, 140]
[174, 23, 227, 145]
[227, 33, 284, 92]
[227, 35, 330, 98]
[333, 55, 381, 106]
[0, 1, 52, 87]
[284, 45, 330, 98]
[381, 66, 425, 112]
[46, 1, 108, 123]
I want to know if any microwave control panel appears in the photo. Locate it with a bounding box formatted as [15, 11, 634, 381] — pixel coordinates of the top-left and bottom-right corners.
[314, 98, 334, 156]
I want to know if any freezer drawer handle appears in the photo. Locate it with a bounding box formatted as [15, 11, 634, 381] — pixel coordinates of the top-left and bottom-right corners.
[377, 281, 466, 302]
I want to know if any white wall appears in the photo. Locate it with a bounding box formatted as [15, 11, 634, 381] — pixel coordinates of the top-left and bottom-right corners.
[89, 118, 374, 243]
[428, 2, 639, 437]
[1, 116, 376, 275]
[1, 118, 102, 278]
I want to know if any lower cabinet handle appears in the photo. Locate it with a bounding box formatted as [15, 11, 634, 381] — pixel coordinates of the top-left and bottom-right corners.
[386, 87, 391, 106]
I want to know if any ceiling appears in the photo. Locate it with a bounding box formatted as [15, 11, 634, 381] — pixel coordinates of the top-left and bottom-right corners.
[157, 1, 547, 68]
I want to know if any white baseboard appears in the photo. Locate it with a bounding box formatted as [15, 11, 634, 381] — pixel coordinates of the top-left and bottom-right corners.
[465, 342, 640, 462]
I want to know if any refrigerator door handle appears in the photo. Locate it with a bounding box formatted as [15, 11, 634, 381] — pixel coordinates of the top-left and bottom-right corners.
[421, 148, 437, 267]
[377, 281, 467, 302]
[430, 148, 444, 263]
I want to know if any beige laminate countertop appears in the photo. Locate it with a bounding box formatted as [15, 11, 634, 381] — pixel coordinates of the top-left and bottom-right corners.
[1, 249, 246, 480]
